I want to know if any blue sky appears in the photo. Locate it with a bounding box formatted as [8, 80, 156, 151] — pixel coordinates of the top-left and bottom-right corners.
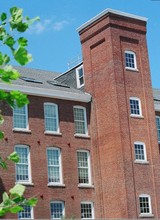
[1, 0, 160, 88]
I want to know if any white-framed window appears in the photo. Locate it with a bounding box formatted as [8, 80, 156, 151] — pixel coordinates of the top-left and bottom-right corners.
[15, 145, 31, 183]
[139, 194, 152, 216]
[76, 65, 84, 88]
[125, 50, 137, 70]
[156, 116, 160, 142]
[50, 201, 65, 219]
[13, 104, 28, 130]
[129, 97, 142, 116]
[81, 202, 94, 219]
[47, 147, 62, 184]
[77, 150, 91, 185]
[44, 103, 59, 133]
[73, 106, 88, 135]
[18, 205, 33, 219]
[134, 142, 147, 162]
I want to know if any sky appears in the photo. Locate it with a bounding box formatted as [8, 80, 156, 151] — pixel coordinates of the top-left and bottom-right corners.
[1, 0, 160, 88]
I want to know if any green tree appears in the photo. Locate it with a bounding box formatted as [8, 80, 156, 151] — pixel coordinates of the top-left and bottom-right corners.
[0, 6, 39, 216]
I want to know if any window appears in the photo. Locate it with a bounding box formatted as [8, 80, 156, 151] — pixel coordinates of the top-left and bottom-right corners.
[134, 142, 147, 162]
[18, 205, 33, 219]
[81, 202, 94, 219]
[77, 150, 91, 185]
[129, 97, 142, 116]
[76, 65, 84, 88]
[50, 201, 65, 219]
[13, 104, 28, 129]
[125, 50, 137, 70]
[44, 103, 59, 133]
[139, 195, 152, 216]
[47, 147, 62, 184]
[15, 145, 31, 183]
[156, 116, 160, 142]
[73, 106, 87, 135]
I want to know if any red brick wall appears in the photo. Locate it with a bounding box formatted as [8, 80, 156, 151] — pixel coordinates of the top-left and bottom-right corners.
[79, 12, 160, 218]
[0, 96, 94, 219]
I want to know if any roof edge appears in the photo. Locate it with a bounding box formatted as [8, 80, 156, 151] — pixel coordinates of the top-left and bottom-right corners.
[77, 8, 148, 33]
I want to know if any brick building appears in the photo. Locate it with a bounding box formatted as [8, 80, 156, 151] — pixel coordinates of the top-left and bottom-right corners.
[0, 8, 160, 219]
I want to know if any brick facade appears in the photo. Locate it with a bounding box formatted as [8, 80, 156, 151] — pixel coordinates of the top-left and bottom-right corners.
[0, 9, 160, 219]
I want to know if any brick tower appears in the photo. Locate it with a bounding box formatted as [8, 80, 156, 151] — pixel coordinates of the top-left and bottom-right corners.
[78, 9, 160, 218]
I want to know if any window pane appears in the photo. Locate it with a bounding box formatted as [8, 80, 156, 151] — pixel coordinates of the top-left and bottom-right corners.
[77, 151, 89, 184]
[13, 105, 27, 129]
[81, 203, 93, 219]
[130, 99, 140, 115]
[18, 205, 32, 219]
[139, 196, 150, 214]
[15, 146, 30, 182]
[44, 104, 58, 132]
[125, 52, 135, 68]
[74, 107, 87, 134]
[51, 202, 64, 219]
[156, 117, 160, 142]
[134, 143, 145, 161]
[47, 149, 61, 183]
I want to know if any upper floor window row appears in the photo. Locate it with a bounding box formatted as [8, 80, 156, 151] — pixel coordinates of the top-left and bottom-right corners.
[76, 65, 84, 88]
[125, 50, 137, 70]
[13, 104, 88, 136]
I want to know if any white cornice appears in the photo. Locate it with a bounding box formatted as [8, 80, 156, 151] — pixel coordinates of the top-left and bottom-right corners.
[0, 83, 91, 103]
[77, 8, 148, 33]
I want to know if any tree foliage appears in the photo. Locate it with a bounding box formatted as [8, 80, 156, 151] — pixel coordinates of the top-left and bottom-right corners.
[0, 6, 39, 216]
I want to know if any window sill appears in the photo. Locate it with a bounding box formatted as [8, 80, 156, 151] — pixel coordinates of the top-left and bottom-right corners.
[125, 67, 139, 72]
[13, 128, 31, 133]
[47, 183, 65, 188]
[139, 214, 154, 218]
[44, 131, 62, 136]
[74, 134, 90, 139]
[78, 184, 94, 189]
[15, 182, 34, 186]
[134, 160, 149, 165]
[130, 114, 144, 119]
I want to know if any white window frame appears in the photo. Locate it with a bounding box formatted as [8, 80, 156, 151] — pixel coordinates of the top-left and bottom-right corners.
[139, 194, 152, 216]
[13, 104, 29, 130]
[81, 202, 94, 219]
[18, 205, 33, 219]
[129, 97, 142, 117]
[125, 50, 137, 70]
[15, 145, 32, 184]
[44, 103, 60, 134]
[73, 106, 88, 136]
[134, 142, 147, 163]
[156, 116, 160, 143]
[47, 147, 63, 185]
[76, 65, 85, 88]
[50, 201, 65, 219]
[77, 150, 91, 186]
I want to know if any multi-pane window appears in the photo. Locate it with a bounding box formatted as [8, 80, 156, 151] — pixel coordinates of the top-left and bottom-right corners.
[73, 106, 87, 135]
[125, 51, 137, 69]
[18, 205, 33, 219]
[44, 103, 59, 133]
[134, 142, 147, 162]
[156, 116, 160, 142]
[15, 145, 31, 183]
[139, 195, 152, 215]
[13, 105, 28, 129]
[47, 148, 62, 184]
[50, 201, 65, 219]
[76, 65, 84, 88]
[130, 97, 142, 116]
[77, 150, 91, 185]
[81, 202, 94, 219]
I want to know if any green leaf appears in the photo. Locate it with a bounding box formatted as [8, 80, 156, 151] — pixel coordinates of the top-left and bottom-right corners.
[0, 90, 8, 101]
[9, 206, 24, 214]
[9, 184, 25, 197]
[0, 114, 4, 125]
[13, 46, 32, 65]
[3, 192, 9, 203]
[18, 37, 28, 47]
[0, 131, 4, 139]
[7, 152, 19, 163]
[26, 198, 38, 206]
[26, 16, 40, 26]
[0, 207, 6, 216]
[4, 36, 16, 48]
[0, 13, 7, 21]
[8, 90, 29, 108]
[0, 66, 20, 83]
[17, 22, 28, 32]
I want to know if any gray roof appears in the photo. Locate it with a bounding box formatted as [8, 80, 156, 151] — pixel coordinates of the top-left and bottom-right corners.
[12, 66, 85, 95]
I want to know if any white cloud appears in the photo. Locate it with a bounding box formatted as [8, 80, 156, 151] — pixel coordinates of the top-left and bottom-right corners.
[28, 18, 70, 34]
